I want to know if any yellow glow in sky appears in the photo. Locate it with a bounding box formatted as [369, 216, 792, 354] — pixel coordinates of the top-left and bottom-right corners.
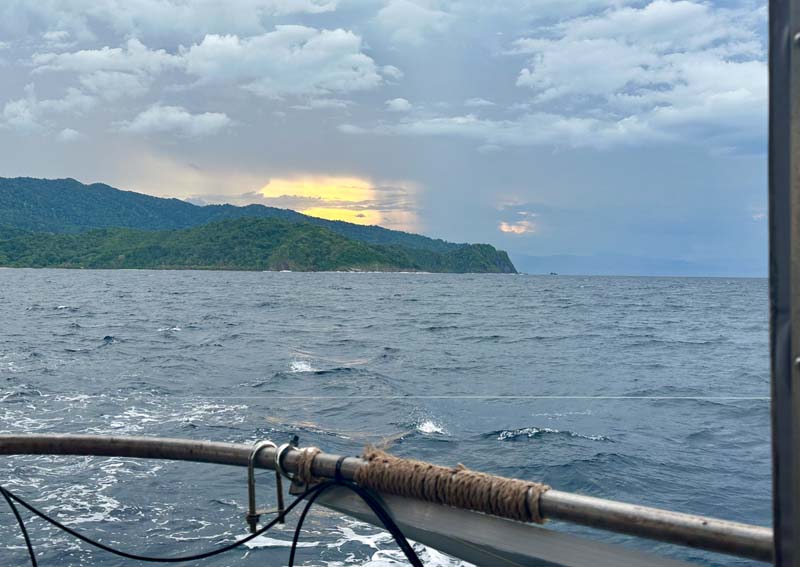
[260, 176, 380, 225]
[302, 207, 382, 225]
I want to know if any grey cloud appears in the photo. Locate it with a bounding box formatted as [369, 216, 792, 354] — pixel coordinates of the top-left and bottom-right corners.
[0, 0, 769, 275]
[118, 104, 232, 137]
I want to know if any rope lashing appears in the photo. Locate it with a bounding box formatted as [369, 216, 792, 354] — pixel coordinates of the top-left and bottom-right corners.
[294, 446, 323, 485]
[354, 448, 551, 524]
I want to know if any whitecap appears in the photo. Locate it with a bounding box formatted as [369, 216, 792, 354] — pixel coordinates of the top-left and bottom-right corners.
[289, 360, 316, 373]
[416, 420, 446, 435]
[496, 426, 609, 442]
[245, 535, 319, 548]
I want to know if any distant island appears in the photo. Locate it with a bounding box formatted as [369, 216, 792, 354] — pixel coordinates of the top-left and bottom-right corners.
[0, 177, 516, 273]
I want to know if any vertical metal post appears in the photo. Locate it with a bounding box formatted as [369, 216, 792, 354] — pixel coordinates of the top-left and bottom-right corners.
[770, 1, 800, 566]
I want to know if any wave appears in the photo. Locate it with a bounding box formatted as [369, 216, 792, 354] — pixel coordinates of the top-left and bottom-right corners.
[245, 535, 319, 548]
[416, 419, 446, 435]
[489, 426, 610, 442]
[289, 360, 317, 373]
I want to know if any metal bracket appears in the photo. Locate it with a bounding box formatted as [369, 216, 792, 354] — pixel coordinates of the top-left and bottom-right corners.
[246, 440, 285, 533]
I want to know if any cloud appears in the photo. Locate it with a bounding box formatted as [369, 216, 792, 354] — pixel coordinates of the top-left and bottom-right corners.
[341, 0, 766, 151]
[340, 111, 658, 149]
[510, 0, 766, 147]
[32, 38, 180, 99]
[33, 38, 180, 74]
[381, 65, 404, 80]
[180, 27, 386, 97]
[0, 1, 339, 42]
[119, 104, 232, 137]
[32, 26, 389, 101]
[291, 98, 352, 110]
[42, 30, 75, 49]
[79, 71, 152, 100]
[2, 96, 42, 133]
[385, 97, 412, 112]
[499, 220, 536, 235]
[464, 97, 494, 107]
[57, 127, 83, 141]
[1, 84, 95, 133]
[373, 0, 452, 46]
[337, 123, 367, 134]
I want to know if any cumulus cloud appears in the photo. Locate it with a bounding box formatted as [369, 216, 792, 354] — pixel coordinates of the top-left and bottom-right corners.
[31, 26, 389, 101]
[33, 38, 180, 75]
[341, 0, 766, 151]
[0, 0, 339, 42]
[510, 0, 766, 145]
[181, 27, 385, 97]
[32, 38, 179, 100]
[385, 98, 412, 112]
[373, 0, 452, 46]
[119, 104, 231, 137]
[78, 71, 151, 101]
[1, 85, 95, 133]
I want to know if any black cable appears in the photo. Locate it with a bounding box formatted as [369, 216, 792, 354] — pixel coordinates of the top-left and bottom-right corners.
[1, 484, 307, 563]
[0, 487, 37, 566]
[1, 480, 423, 566]
[287, 481, 423, 567]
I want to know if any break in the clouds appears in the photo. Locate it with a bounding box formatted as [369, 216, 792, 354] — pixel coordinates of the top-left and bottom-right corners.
[0, 0, 768, 275]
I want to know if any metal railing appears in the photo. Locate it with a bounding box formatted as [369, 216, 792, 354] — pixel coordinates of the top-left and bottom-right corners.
[0, 434, 773, 563]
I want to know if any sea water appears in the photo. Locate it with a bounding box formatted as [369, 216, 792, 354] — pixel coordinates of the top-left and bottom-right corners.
[0, 270, 770, 566]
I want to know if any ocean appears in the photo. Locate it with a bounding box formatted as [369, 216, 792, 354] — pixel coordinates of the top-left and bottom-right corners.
[0, 269, 771, 566]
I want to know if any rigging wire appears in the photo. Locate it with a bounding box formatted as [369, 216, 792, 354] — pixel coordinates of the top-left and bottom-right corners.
[288, 481, 423, 567]
[0, 486, 37, 566]
[0, 480, 423, 566]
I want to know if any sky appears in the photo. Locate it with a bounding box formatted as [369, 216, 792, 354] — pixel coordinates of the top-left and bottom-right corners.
[0, 0, 768, 275]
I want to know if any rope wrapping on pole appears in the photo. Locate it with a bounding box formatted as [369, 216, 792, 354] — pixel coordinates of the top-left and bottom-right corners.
[353, 448, 551, 524]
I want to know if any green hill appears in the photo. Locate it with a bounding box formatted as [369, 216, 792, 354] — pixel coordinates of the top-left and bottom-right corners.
[0, 177, 461, 253]
[0, 218, 517, 273]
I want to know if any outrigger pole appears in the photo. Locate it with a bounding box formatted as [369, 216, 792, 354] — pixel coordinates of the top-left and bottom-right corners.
[770, 1, 800, 566]
[0, 434, 772, 566]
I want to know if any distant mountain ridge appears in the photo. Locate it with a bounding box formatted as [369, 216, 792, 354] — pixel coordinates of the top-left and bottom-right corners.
[0, 177, 461, 253]
[0, 177, 516, 273]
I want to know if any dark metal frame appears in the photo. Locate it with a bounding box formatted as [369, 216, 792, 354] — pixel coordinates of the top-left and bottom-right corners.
[770, 1, 800, 566]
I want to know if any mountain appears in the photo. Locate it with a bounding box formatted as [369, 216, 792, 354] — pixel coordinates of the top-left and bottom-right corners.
[0, 177, 516, 273]
[0, 218, 517, 273]
[0, 177, 460, 253]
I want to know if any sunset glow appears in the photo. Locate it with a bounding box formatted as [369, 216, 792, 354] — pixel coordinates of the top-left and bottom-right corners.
[261, 176, 375, 203]
[260, 176, 380, 225]
[301, 207, 382, 225]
